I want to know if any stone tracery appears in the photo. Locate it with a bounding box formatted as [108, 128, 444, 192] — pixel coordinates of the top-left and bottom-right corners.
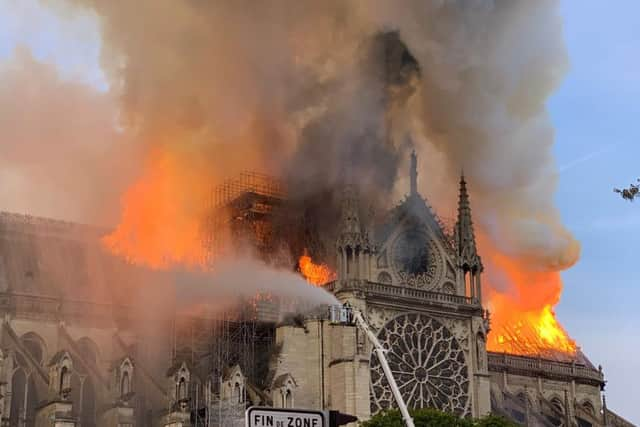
[391, 229, 444, 290]
[370, 313, 470, 416]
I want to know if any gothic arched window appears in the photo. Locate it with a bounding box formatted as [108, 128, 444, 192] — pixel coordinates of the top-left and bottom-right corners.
[582, 400, 596, 416]
[59, 366, 71, 394]
[234, 382, 242, 404]
[121, 371, 130, 397]
[551, 397, 564, 414]
[178, 378, 187, 401]
[284, 389, 293, 408]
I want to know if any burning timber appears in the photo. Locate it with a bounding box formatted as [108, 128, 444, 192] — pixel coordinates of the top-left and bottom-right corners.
[0, 155, 633, 427]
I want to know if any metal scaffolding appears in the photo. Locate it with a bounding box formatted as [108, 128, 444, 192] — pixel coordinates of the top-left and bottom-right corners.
[171, 302, 276, 427]
[204, 172, 285, 263]
[182, 171, 319, 425]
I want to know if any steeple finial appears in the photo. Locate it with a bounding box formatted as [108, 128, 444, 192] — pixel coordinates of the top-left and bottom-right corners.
[456, 173, 482, 271]
[410, 150, 418, 196]
[459, 173, 470, 212]
[340, 184, 361, 235]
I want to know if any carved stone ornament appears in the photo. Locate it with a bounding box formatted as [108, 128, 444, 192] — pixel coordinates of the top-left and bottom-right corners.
[391, 228, 443, 290]
[370, 313, 470, 416]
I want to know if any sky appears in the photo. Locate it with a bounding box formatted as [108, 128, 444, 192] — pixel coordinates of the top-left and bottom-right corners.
[550, 1, 640, 422]
[0, 0, 638, 423]
[0, 0, 105, 89]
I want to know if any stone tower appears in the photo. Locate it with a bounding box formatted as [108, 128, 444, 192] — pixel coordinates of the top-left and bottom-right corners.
[335, 184, 375, 285]
[331, 153, 491, 419]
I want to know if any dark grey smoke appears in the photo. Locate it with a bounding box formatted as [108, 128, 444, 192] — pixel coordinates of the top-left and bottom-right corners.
[36, 0, 577, 310]
[279, 31, 421, 262]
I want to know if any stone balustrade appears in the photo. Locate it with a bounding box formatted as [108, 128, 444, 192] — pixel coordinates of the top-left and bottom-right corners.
[0, 291, 129, 324]
[328, 280, 478, 306]
[487, 352, 605, 386]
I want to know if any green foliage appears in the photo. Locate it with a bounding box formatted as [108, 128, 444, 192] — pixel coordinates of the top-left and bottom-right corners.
[360, 408, 517, 427]
[412, 408, 474, 427]
[473, 414, 518, 427]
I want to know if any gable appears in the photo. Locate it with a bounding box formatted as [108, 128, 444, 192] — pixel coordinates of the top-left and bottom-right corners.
[373, 196, 457, 291]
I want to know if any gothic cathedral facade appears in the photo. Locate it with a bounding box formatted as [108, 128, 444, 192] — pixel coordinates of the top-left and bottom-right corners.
[272, 152, 491, 421]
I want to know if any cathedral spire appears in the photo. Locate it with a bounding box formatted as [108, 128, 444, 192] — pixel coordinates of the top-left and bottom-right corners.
[410, 150, 418, 196]
[455, 173, 481, 270]
[456, 173, 483, 303]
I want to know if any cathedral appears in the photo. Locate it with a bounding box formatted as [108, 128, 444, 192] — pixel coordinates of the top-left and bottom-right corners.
[0, 154, 633, 427]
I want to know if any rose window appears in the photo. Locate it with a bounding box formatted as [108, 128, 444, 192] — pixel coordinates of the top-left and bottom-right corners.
[391, 229, 443, 289]
[370, 313, 469, 416]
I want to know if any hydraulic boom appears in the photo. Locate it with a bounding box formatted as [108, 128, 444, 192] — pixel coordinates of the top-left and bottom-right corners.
[352, 310, 416, 427]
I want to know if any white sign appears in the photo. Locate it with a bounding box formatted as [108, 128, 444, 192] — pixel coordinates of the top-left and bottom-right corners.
[246, 407, 326, 427]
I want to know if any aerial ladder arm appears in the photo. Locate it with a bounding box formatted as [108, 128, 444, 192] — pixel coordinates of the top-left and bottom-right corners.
[352, 310, 416, 427]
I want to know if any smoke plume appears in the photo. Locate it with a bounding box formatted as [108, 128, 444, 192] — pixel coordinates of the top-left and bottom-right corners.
[5, 0, 580, 351]
[0, 46, 141, 224]
[80, 4, 573, 252]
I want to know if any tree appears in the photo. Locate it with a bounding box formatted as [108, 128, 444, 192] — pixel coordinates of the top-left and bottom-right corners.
[360, 409, 516, 427]
[474, 414, 518, 427]
[614, 179, 639, 201]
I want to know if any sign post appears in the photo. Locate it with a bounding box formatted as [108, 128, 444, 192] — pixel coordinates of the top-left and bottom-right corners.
[246, 407, 326, 427]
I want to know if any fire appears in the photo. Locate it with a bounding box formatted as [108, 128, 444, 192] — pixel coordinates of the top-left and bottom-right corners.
[483, 241, 577, 357]
[103, 146, 209, 269]
[490, 302, 576, 356]
[105, 149, 577, 358]
[298, 250, 335, 286]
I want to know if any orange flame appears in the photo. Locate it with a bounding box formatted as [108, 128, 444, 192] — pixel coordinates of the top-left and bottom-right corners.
[490, 302, 576, 356]
[105, 150, 576, 358]
[483, 240, 576, 357]
[298, 250, 335, 286]
[103, 147, 209, 270]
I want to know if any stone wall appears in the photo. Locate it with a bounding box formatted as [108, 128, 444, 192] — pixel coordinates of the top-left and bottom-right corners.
[271, 319, 371, 425]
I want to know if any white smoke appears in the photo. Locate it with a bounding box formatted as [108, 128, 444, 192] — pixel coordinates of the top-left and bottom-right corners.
[173, 256, 339, 309]
[3, 0, 579, 321]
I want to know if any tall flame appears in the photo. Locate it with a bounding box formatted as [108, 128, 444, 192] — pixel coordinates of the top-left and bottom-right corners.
[484, 244, 576, 356]
[104, 154, 576, 357]
[103, 147, 209, 270]
[298, 250, 335, 286]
